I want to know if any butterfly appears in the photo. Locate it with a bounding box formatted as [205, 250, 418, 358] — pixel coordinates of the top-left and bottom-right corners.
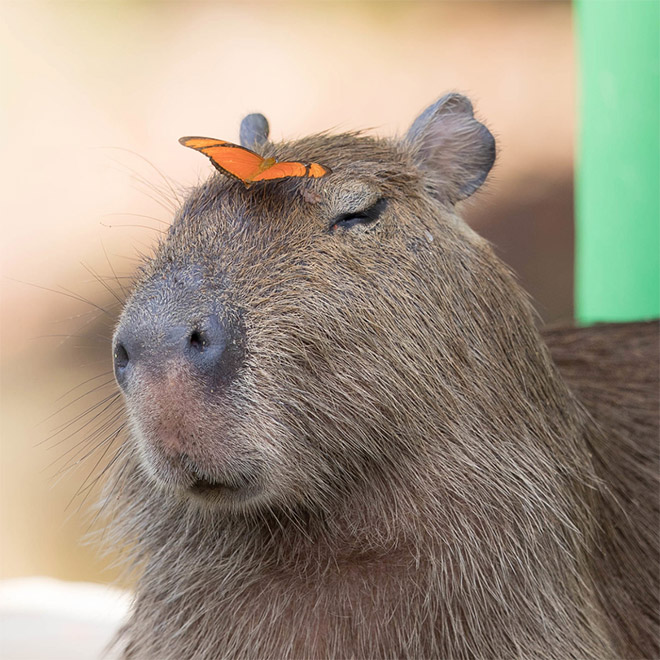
[179, 137, 331, 187]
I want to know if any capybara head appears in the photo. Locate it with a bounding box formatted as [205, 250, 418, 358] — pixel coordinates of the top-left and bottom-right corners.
[113, 93, 556, 518]
[108, 94, 659, 660]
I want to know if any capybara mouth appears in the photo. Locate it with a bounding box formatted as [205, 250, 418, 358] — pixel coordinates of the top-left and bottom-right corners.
[188, 476, 240, 495]
[178, 454, 262, 501]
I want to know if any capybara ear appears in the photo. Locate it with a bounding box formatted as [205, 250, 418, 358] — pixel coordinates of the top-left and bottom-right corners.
[239, 113, 270, 149]
[406, 93, 495, 203]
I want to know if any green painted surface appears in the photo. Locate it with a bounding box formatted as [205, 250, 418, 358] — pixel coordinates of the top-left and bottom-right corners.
[575, 0, 659, 323]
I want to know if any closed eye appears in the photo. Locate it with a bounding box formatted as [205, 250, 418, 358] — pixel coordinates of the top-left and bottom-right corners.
[329, 197, 387, 231]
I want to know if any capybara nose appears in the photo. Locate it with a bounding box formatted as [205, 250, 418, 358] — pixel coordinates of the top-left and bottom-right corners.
[113, 313, 243, 390]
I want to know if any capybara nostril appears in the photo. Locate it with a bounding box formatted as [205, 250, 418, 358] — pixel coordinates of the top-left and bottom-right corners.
[187, 328, 206, 352]
[182, 315, 244, 385]
[113, 309, 244, 391]
[113, 341, 130, 387]
[185, 321, 223, 359]
[112, 325, 146, 389]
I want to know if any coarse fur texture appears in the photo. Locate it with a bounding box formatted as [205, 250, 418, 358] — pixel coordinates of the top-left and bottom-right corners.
[106, 95, 659, 659]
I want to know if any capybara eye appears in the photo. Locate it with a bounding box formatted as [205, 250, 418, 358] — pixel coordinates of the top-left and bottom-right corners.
[330, 197, 387, 231]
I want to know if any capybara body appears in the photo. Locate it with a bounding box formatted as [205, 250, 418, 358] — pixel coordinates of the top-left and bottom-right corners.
[109, 95, 659, 659]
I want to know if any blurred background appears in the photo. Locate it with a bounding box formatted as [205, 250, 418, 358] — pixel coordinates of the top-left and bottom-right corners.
[1, 0, 576, 592]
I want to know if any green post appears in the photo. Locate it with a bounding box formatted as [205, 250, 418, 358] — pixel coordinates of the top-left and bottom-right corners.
[575, 0, 659, 324]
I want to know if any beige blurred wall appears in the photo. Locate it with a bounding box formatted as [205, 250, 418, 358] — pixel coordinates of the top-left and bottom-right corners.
[1, 1, 574, 584]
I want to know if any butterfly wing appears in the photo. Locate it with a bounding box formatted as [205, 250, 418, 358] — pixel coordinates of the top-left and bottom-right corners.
[250, 161, 308, 182]
[251, 161, 331, 182]
[179, 137, 266, 183]
[180, 136, 332, 185]
[307, 162, 330, 178]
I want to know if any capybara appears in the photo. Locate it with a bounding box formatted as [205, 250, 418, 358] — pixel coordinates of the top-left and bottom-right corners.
[108, 94, 659, 659]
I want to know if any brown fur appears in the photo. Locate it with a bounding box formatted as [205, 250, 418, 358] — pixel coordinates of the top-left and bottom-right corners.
[105, 97, 659, 659]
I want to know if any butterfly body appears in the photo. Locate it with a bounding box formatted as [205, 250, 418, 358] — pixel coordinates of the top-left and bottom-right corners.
[179, 137, 331, 187]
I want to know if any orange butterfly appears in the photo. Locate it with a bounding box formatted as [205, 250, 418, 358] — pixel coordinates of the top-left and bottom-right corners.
[179, 137, 331, 187]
